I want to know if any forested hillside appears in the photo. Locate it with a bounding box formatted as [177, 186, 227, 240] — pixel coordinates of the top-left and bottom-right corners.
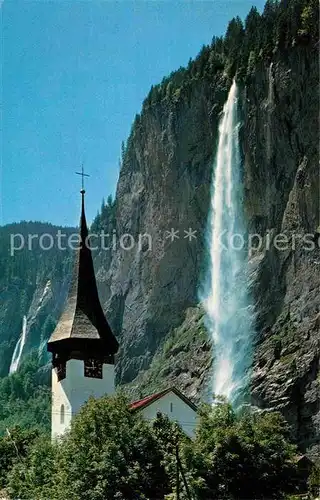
[0, 223, 74, 433]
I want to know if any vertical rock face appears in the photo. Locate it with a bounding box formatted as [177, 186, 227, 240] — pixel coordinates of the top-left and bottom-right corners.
[100, 44, 319, 454]
[103, 77, 228, 384]
[242, 45, 319, 457]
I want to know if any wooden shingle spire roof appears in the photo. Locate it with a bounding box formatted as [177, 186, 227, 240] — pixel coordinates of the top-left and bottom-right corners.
[47, 189, 118, 360]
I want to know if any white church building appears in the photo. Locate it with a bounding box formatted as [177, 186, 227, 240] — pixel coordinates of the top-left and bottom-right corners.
[130, 387, 198, 438]
[47, 188, 197, 439]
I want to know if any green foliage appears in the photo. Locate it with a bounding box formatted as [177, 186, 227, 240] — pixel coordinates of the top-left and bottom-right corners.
[6, 433, 57, 498]
[1, 395, 309, 499]
[6, 394, 171, 500]
[0, 354, 51, 436]
[245, 6, 261, 52]
[60, 395, 170, 499]
[224, 16, 245, 76]
[0, 426, 39, 487]
[152, 412, 189, 494]
[308, 465, 320, 495]
[298, 1, 319, 39]
[184, 403, 300, 499]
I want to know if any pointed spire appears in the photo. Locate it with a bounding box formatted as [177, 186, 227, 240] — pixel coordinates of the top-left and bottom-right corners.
[48, 190, 118, 362]
[80, 188, 88, 246]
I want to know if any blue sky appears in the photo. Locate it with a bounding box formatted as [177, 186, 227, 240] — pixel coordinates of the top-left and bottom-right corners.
[2, 0, 266, 227]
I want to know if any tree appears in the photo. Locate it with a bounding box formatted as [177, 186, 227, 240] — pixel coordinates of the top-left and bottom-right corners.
[298, 1, 319, 41]
[60, 395, 170, 499]
[152, 412, 189, 495]
[261, 0, 279, 55]
[225, 17, 245, 63]
[308, 465, 320, 497]
[6, 435, 58, 499]
[2, 396, 308, 498]
[245, 7, 261, 56]
[6, 395, 171, 500]
[100, 197, 106, 213]
[182, 402, 300, 499]
[0, 427, 39, 488]
[121, 140, 126, 163]
[107, 194, 113, 208]
[0, 354, 51, 436]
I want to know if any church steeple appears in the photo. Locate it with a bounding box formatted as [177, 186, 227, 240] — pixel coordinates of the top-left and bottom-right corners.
[48, 180, 118, 439]
[47, 188, 118, 379]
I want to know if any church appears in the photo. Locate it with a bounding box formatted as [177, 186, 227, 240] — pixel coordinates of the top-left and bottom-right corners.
[47, 187, 197, 439]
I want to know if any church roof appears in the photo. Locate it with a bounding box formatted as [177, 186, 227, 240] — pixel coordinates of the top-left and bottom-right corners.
[130, 387, 198, 412]
[47, 190, 118, 356]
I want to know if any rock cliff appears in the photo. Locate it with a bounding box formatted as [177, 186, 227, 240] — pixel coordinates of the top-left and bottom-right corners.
[103, 74, 228, 384]
[243, 44, 319, 458]
[97, 43, 319, 455]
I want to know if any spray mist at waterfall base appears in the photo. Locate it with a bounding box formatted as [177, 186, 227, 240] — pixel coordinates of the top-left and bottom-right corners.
[201, 80, 254, 407]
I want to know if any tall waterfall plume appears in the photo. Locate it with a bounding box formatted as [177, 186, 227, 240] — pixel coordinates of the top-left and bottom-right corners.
[202, 80, 254, 405]
[9, 315, 27, 374]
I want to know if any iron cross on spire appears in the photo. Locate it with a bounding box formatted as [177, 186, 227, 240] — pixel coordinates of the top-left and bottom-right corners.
[75, 164, 90, 193]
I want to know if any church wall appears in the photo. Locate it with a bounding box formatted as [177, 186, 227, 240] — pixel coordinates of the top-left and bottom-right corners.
[140, 391, 198, 438]
[51, 359, 115, 439]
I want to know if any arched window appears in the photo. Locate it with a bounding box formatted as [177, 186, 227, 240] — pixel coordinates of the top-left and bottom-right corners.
[60, 404, 65, 425]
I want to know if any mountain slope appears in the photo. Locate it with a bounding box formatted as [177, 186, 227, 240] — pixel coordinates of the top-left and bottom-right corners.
[0, 223, 74, 377]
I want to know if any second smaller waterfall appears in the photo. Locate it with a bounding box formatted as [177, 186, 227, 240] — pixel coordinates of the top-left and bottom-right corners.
[9, 315, 27, 374]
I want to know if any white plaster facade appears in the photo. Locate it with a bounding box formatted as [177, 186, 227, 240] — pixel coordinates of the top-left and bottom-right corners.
[51, 359, 115, 439]
[138, 390, 198, 438]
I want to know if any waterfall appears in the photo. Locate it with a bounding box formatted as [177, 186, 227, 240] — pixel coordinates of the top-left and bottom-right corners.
[266, 62, 274, 161]
[9, 315, 27, 374]
[203, 80, 253, 405]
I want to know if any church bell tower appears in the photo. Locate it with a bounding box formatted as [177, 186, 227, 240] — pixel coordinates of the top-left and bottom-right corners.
[47, 186, 118, 439]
